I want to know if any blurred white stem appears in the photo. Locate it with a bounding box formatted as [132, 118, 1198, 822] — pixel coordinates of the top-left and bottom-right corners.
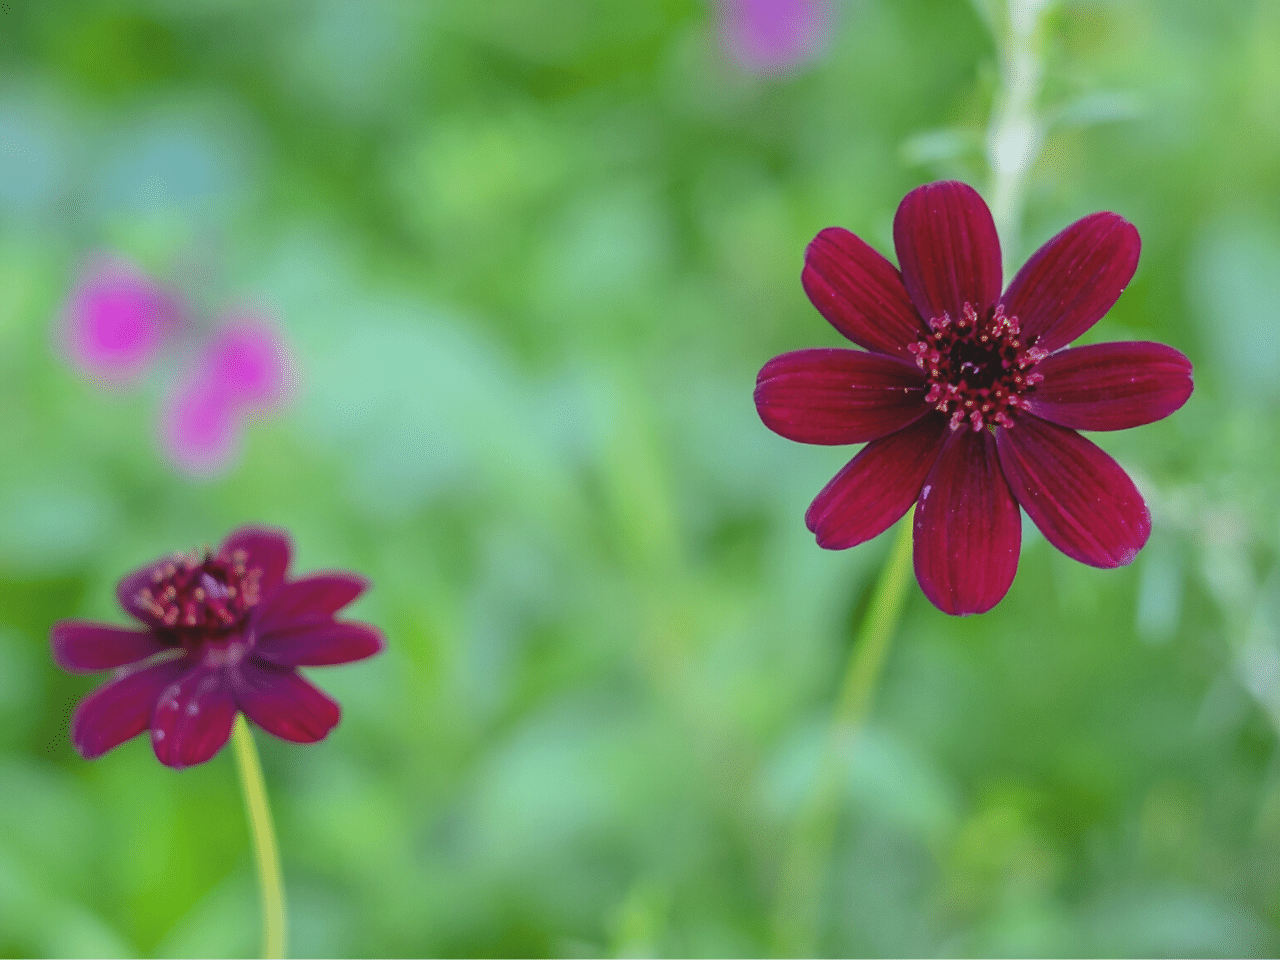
[987, 0, 1049, 266]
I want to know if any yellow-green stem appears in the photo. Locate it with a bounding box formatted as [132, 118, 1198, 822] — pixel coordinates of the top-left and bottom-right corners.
[771, 511, 916, 956]
[832, 507, 917, 733]
[233, 714, 287, 959]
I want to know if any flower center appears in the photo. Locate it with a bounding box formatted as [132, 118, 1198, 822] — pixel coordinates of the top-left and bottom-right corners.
[907, 303, 1048, 432]
[134, 548, 263, 645]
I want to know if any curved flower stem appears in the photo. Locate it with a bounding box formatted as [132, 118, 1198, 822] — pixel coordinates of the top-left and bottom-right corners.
[233, 714, 287, 959]
[771, 511, 916, 955]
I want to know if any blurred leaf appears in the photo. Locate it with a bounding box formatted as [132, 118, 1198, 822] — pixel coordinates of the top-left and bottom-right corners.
[901, 126, 984, 166]
[1049, 89, 1144, 130]
[1188, 214, 1280, 397]
[0, 481, 118, 574]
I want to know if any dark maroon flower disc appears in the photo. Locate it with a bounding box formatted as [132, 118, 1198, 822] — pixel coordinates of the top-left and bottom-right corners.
[756, 181, 1193, 615]
[51, 526, 385, 768]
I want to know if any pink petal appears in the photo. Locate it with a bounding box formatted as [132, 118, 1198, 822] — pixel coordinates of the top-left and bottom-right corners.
[151, 667, 238, 769]
[219, 526, 293, 597]
[755, 348, 929, 445]
[1026, 341, 1193, 431]
[254, 573, 369, 635]
[719, 0, 832, 75]
[60, 256, 175, 383]
[70, 657, 191, 760]
[806, 413, 948, 549]
[1000, 212, 1140, 352]
[51, 620, 170, 673]
[254, 621, 385, 667]
[893, 181, 1002, 328]
[158, 373, 242, 477]
[233, 661, 340, 743]
[203, 316, 289, 411]
[913, 427, 1021, 615]
[996, 414, 1150, 568]
[801, 228, 926, 361]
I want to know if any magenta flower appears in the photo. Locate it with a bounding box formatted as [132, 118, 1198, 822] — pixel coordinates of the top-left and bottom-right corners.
[60, 256, 177, 383]
[51, 526, 384, 769]
[57, 253, 291, 478]
[202, 316, 289, 410]
[755, 181, 1193, 615]
[159, 317, 290, 476]
[718, 0, 832, 75]
[160, 374, 242, 477]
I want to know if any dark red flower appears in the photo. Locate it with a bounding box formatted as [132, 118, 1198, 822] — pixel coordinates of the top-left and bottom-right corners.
[755, 181, 1193, 615]
[51, 526, 385, 768]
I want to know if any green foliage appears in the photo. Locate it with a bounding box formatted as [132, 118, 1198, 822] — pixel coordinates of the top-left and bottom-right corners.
[1, 0, 1278, 955]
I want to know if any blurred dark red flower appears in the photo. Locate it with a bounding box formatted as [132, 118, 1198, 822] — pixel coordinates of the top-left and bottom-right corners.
[755, 180, 1193, 615]
[51, 526, 384, 768]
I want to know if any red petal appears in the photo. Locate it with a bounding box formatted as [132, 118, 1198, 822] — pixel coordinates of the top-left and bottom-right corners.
[755, 348, 929, 445]
[1026, 341, 1193, 431]
[913, 427, 1021, 615]
[806, 414, 948, 549]
[51, 620, 170, 673]
[70, 658, 191, 760]
[801, 228, 924, 360]
[255, 621, 385, 667]
[234, 661, 340, 743]
[219, 526, 292, 596]
[893, 181, 1002, 327]
[255, 572, 370, 635]
[996, 415, 1150, 568]
[1000, 212, 1140, 352]
[151, 667, 238, 769]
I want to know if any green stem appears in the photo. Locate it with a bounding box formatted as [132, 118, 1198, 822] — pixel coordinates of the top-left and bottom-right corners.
[233, 714, 287, 959]
[832, 508, 917, 734]
[771, 510, 916, 956]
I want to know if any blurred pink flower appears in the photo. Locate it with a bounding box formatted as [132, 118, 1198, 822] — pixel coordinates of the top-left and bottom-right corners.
[718, 0, 832, 75]
[159, 374, 241, 477]
[203, 316, 289, 410]
[61, 256, 176, 383]
[59, 251, 291, 478]
[159, 317, 290, 476]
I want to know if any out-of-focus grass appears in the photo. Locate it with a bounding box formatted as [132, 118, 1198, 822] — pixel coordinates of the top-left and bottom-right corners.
[1, 0, 1279, 955]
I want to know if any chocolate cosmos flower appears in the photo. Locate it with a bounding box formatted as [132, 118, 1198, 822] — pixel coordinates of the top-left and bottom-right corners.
[755, 181, 1193, 615]
[51, 526, 384, 768]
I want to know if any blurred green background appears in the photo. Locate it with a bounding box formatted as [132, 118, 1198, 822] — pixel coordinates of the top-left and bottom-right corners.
[2, 0, 1279, 956]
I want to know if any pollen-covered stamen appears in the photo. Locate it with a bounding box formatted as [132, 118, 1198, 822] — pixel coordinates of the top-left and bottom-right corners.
[907, 302, 1048, 432]
[134, 548, 263, 634]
